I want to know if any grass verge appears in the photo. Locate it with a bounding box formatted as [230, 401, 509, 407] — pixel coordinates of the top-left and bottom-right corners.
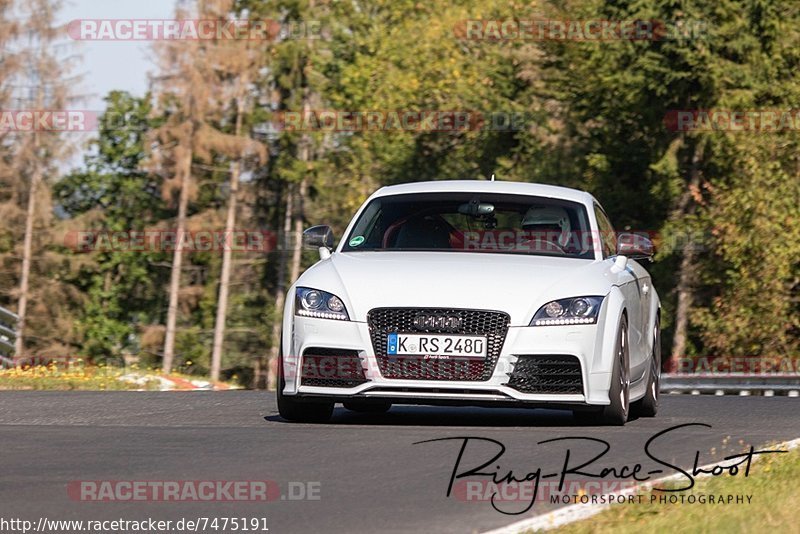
[0, 363, 160, 390]
[0, 363, 238, 390]
[547, 446, 799, 534]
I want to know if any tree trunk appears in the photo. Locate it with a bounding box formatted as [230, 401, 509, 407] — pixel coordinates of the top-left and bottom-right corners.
[269, 173, 309, 389]
[14, 136, 40, 359]
[162, 144, 193, 374]
[266, 79, 314, 389]
[289, 88, 312, 285]
[289, 177, 308, 284]
[16, 30, 48, 358]
[265, 183, 294, 390]
[210, 95, 245, 382]
[668, 138, 706, 371]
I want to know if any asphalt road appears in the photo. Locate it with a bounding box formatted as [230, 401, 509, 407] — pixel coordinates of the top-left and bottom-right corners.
[1, 392, 799, 533]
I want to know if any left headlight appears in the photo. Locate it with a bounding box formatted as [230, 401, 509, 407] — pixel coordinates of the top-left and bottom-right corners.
[295, 287, 350, 321]
[530, 296, 604, 326]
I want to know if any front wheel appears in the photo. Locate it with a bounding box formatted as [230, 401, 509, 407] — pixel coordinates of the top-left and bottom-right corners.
[632, 316, 660, 418]
[276, 347, 333, 423]
[599, 315, 630, 426]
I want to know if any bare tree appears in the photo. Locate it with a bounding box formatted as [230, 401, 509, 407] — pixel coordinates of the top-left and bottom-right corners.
[266, 6, 321, 389]
[10, 0, 78, 357]
[149, 1, 208, 374]
[209, 93, 245, 382]
[151, 0, 265, 374]
[668, 138, 706, 370]
[265, 180, 296, 390]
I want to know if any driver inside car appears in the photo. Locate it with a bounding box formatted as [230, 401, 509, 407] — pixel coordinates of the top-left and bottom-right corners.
[520, 206, 572, 253]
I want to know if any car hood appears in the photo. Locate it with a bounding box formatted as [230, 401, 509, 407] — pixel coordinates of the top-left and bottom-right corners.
[296, 251, 613, 326]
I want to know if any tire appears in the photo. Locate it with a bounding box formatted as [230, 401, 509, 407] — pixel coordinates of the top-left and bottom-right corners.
[632, 316, 660, 418]
[343, 400, 392, 413]
[599, 315, 630, 426]
[276, 345, 334, 423]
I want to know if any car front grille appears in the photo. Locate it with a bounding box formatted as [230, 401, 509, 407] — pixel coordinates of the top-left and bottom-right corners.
[505, 355, 583, 394]
[300, 347, 368, 388]
[367, 308, 510, 381]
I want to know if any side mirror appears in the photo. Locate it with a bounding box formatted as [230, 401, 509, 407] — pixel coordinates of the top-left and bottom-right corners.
[303, 225, 334, 250]
[617, 232, 654, 260]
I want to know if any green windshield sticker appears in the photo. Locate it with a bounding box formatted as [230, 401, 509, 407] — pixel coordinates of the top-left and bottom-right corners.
[349, 236, 365, 247]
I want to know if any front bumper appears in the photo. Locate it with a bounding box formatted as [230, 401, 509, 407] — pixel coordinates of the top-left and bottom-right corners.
[283, 315, 613, 407]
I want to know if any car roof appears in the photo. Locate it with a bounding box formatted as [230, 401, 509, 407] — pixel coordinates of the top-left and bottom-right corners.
[372, 180, 596, 205]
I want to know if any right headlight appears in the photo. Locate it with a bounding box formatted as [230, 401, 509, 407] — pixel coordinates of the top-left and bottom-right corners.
[530, 296, 604, 326]
[294, 287, 350, 321]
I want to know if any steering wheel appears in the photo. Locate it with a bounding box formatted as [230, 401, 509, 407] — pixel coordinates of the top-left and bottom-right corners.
[518, 236, 567, 254]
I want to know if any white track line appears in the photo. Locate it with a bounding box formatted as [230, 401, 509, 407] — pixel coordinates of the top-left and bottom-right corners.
[483, 437, 800, 534]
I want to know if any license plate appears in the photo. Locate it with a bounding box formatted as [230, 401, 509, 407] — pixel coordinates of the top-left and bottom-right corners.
[386, 333, 487, 358]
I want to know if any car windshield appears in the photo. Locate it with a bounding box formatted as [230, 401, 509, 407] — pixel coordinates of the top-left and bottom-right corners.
[341, 192, 595, 259]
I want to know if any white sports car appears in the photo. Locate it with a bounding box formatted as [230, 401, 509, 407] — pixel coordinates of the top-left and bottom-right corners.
[278, 180, 661, 425]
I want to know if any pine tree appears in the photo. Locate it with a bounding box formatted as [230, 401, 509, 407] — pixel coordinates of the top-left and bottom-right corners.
[6, 0, 80, 358]
[208, 0, 267, 382]
[150, 0, 265, 374]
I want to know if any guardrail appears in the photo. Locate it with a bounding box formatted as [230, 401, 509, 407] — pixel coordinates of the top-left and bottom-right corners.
[0, 305, 19, 366]
[661, 373, 800, 396]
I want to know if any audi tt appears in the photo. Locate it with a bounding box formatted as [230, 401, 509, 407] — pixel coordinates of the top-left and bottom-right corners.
[277, 180, 660, 425]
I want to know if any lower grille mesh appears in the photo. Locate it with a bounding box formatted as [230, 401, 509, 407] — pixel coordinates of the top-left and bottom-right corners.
[505, 355, 583, 394]
[300, 348, 368, 388]
[367, 308, 509, 381]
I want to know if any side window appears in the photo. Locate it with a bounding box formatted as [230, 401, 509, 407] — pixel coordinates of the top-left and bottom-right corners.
[348, 200, 382, 248]
[593, 204, 618, 258]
